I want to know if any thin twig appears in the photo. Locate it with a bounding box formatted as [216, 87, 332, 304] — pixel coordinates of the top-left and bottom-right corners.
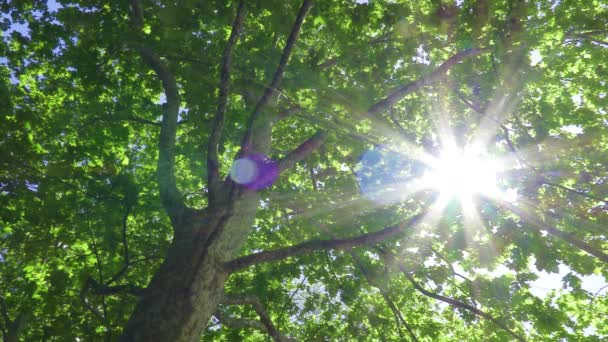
[379, 249, 526, 342]
[208, 0, 247, 201]
[240, 0, 314, 155]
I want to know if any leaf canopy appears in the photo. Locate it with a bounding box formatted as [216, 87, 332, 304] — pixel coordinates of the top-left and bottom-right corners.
[1, 0, 608, 341]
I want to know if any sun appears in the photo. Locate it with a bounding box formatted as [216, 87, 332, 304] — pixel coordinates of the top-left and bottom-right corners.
[354, 142, 517, 208]
[421, 144, 502, 202]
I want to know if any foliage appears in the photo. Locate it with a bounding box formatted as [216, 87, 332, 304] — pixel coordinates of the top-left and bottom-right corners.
[1, 0, 607, 341]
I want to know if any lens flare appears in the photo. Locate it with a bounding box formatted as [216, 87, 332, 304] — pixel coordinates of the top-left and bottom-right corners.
[229, 154, 279, 190]
[230, 158, 258, 184]
[355, 146, 424, 204]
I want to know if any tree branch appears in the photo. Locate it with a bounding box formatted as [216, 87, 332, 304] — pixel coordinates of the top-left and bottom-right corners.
[380, 251, 526, 342]
[367, 48, 488, 117]
[2, 309, 28, 342]
[492, 198, 608, 264]
[106, 203, 132, 285]
[120, 203, 131, 265]
[316, 34, 395, 70]
[80, 280, 106, 322]
[277, 275, 307, 330]
[240, 0, 313, 155]
[208, 0, 247, 201]
[498, 126, 608, 204]
[92, 283, 145, 297]
[566, 31, 608, 47]
[123, 115, 162, 126]
[129, 0, 187, 222]
[277, 131, 327, 173]
[274, 106, 301, 122]
[456, 97, 526, 168]
[382, 292, 417, 341]
[350, 253, 419, 341]
[225, 212, 424, 272]
[316, 215, 417, 341]
[16, 161, 116, 201]
[387, 108, 415, 142]
[222, 295, 290, 342]
[89, 115, 191, 127]
[454, 88, 485, 114]
[215, 313, 267, 332]
[430, 247, 479, 306]
[403, 269, 525, 342]
[85, 276, 144, 297]
[86, 222, 109, 326]
[545, 179, 607, 203]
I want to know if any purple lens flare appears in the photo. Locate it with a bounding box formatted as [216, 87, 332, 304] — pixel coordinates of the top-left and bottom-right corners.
[229, 153, 279, 191]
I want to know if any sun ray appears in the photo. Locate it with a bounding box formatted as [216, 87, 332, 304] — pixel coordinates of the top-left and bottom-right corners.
[267, 192, 371, 221]
[461, 196, 486, 233]
[275, 185, 428, 230]
[470, 94, 521, 148]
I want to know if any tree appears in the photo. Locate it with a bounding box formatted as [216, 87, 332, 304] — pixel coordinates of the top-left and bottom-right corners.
[1, 0, 607, 340]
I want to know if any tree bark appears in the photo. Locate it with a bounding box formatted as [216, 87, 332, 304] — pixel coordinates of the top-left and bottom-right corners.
[120, 193, 260, 342]
[119, 225, 227, 341]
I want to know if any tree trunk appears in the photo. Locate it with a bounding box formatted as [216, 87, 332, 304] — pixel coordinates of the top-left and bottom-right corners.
[4, 311, 28, 342]
[120, 192, 259, 342]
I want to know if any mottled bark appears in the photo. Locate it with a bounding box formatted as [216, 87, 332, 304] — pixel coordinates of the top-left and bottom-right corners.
[120, 194, 260, 342]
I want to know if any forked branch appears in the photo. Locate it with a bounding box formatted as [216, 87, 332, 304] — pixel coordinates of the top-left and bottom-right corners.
[240, 0, 313, 154]
[379, 251, 526, 342]
[222, 295, 290, 342]
[401, 267, 526, 342]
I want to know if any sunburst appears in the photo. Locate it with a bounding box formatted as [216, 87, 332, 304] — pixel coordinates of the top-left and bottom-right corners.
[420, 143, 503, 205]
